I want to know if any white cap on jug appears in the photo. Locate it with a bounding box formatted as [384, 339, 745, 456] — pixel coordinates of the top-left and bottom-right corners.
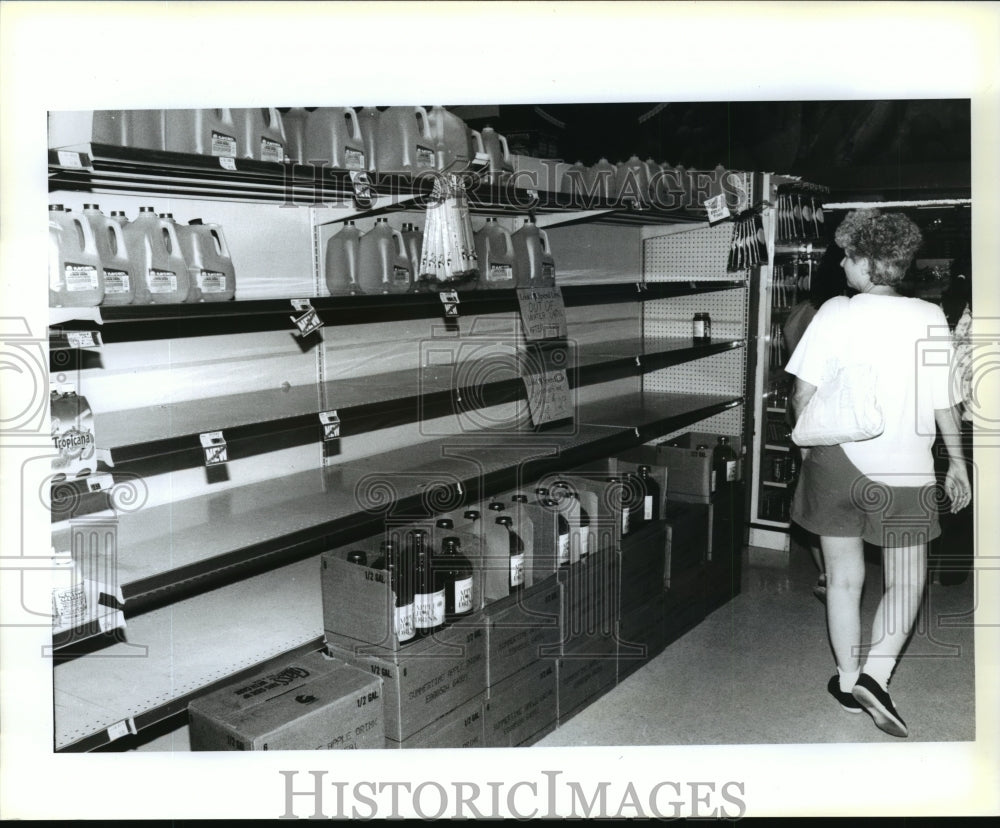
[49, 204, 65, 211]
[376, 217, 388, 223]
[139, 206, 156, 213]
[83, 203, 101, 211]
[188, 218, 204, 225]
[111, 210, 127, 217]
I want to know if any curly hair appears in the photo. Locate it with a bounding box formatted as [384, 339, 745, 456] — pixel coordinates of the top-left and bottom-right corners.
[833, 209, 923, 286]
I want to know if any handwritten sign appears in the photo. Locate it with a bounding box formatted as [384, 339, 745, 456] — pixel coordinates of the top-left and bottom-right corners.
[704, 193, 731, 224]
[522, 370, 572, 426]
[516, 287, 567, 341]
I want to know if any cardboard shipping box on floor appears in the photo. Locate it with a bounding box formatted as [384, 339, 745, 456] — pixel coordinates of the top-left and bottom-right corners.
[327, 621, 487, 742]
[384, 692, 485, 749]
[553, 545, 619, 656]
[662, 502, 710, 589]
[617, 592, 668, 682]
[483, 575, 562, 687]
[188, 651, 384, 751]
[556, 633, 618, 724]
[484, 660, 558, 748]
[617, 518, 667, 613]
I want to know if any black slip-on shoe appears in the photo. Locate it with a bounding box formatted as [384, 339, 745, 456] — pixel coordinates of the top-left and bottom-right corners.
[827, 675, 862, 713]
[851, 673, 908, 737]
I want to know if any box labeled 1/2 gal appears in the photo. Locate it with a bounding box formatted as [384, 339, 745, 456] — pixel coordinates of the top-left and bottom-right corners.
[384, 692, 485, 749]
[188, 651, 384, 751]
[484, 660, 557, 748]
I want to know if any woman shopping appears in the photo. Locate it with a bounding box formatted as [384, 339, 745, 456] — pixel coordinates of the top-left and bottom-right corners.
[786, 209, 971, 738]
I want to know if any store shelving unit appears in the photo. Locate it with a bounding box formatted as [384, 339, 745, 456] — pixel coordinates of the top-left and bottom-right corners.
[48, 137, 757, 751]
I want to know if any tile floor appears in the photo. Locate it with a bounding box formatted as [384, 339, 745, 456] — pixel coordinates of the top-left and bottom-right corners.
[536, 544, 976, 746]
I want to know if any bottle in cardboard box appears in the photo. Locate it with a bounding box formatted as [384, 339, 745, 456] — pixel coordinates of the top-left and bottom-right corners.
[178, 219, 237, 302]
[325, 220, 363, 295]
[164, 108, 239, 157]
[410, 529, 444, 636]
[375, 539, 415, 644]
[495, 515, 525, 595]
[540, 497, 570, 567]
[474, 218, 515, 289]
[304, 107, 368, 171]
[606, 476, 632, 537]
[552, 479, 589, 559]
[358, 217, 411, 295]
[637, 464, 661, 523]
[82, 204, 133, 306]
[49, 205, 104, 308]
[713, 436, 739, 489]
[123, 206, 192, 304]
[50, 383, 96, 481]
[436, 536, 474, 622]
[232, 107, 286, 163]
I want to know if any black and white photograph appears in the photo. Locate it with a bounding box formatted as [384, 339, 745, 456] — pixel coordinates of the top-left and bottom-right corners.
[2, 2, 998, 820]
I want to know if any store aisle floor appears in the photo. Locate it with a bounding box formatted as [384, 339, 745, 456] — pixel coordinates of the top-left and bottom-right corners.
[536, 546, 977, 746]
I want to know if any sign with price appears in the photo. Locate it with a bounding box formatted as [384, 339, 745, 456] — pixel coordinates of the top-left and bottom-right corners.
[516, 287, 567, 341]
[704, 193, 731, 224]
[522, 370, 572, 426]
[290, 299, 323, 337]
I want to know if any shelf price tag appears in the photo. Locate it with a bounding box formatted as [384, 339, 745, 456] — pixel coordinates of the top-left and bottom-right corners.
[65, 330, 103, 349]
[439, 290, 460, 318]
[319, 410, 341, 441]
[106, 717, 138, 743]
[219, 156, 237, 171]
[516, 287, 567, 341]
[85, 472, 113, 494]
[200, 431, 229, 466]
[350, 171, 375, 209]
[522, 370, 572, 427]
[290, 299, 323, 337]
[705, 193, 731, 224]
[56, 150, 84, 169]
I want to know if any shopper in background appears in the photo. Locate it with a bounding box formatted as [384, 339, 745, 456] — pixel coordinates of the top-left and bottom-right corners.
[785, 209, 970, 738]
[782, 243, 848, 603]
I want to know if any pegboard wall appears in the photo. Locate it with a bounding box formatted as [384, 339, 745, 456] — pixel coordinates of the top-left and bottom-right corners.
[642, 223, 736, 282]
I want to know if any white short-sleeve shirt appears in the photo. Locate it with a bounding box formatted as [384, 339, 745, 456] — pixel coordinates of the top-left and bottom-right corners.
[785, 294, 957, 485]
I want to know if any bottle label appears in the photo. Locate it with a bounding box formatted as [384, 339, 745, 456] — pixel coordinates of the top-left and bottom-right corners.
[542, 263, 555, 279]
[414, 589, 445, 628]
[644, 495, 653, 521]
[557, 532, 570, 565]
[65, 264, 98, 292]
[148, 268, 177, 294]
[344, 148, 366, 170]
[726, 459, 738, 482]
[260, 137, 284, 163]
[392, 266, 410, 286]
[487, 263, 513, 283]
[711, 470, 717, 492]
[103, 269, 130, 294]
[510, 553, 525, 587]
[211, 130, 237, 157]
[416, 145, 436, 167]
[453, 577, 474, 614]
[395, 603, 415, 643]
[200, 270, 227, 293]
[52, 583, 88, 628]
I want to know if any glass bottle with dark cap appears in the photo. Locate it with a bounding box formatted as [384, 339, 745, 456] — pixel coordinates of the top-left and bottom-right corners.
[436, 535, 474, 621]
[496, 514, 525, 594]
[410, 529, 444, 636]
[381, 539, 414, 644]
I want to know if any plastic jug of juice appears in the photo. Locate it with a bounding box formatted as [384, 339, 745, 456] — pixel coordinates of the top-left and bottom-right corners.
[279, 107, 313, 165]
[304, 107, 368, 171]
[324, 220, 363, 295]
[49, 205, 104, 308]
[233, 107, 286, 162]
[375, 106, 437, 173]
[358, 218, 411, 294]
[616, 155, 650, 205]
[124, 109, 166, 151]
[80, 204, 133, 306]
[562, 160, 589, 197]
[400, 223, 423, 291]
[512, 217, 546, 288]
[474, 218, 515, 289]
[480, 126, 513, 181]
[426, 106, 481, 172]
[48, 110, 127, 149]
[123, 206, 192, 304]
[591, 158, 617, 202]
[356, 107, 381, 171]
[177, 219, 237, 302]
[164, 108, 240, 157]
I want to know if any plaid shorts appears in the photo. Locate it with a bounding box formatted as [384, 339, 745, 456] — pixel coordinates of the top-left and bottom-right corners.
[791, 444, 941, 547]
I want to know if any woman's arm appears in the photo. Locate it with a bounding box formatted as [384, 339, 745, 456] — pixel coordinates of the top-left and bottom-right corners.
[935, 404, 971, 513]
[791, 377, 817, 425]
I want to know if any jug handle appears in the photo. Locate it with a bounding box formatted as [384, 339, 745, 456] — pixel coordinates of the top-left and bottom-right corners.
[74, 217, 98, 253]
[268, 107, 287, 140]
[414, 106, 431, 139]
[111, 221, 126, 256]
[392, 229, 405, 256]
[498, 133, 510, 161]
[470, 130, 485, 155]
[210, 228, 230, 257]
[346, 108, 362, 142]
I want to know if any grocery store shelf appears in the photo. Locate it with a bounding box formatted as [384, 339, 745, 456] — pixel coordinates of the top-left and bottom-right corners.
[47, 281, 746, 345]
[576, 390, 744, 444]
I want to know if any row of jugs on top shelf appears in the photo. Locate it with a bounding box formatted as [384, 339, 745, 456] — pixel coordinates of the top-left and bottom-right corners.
[325, 216, 554, 295]
[49, 205, 236, 307]
[562, 158, 729, 206]
[49, 107, 514, 177]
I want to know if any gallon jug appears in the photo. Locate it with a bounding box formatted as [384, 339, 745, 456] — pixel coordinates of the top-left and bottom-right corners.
[562, 160, 589, 197]
[48, 110, 127, 149]
[324, 220, 363, 295]
[124, 109, 166, 151]
[426, 106, 480, 172]
[480, 126, 513, 181]
[511, 217, 545, 288]
[233, 107, 286, 162]
[474, 218, 515, 290]
[49, 205, 104, 308]
[591, 158, 617, 202]
[400, 223, 424, 291]
[279, 107, 313, 165]
[616, 155, 650, 205]
[356, 107, 381, 171]
[375, 106, 437, 173]
[81, 204, 133, 306]
[177, 219, 237, 302]
[164, 108, 239, 157]
[304, 107, 368, 171]
[123, 206, 192, 304]
[358, 218, 411, 295]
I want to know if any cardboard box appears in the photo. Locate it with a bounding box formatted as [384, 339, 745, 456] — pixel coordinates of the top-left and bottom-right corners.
[663, 566, 707, 645]
[619, 440, 713, 504]
[483, 576, 562, 687]
[327, 622, 487, 742]
[188, 651, 384, 751]
[384, 692, 485, 749]
[483, 661, 558, 748]
[555, 473, 624, 555]
[551, 547, 618, 655]
[321, 526, 483, 653]
[612, 458, 669, 524]
[617, 519, 667, 612]
[662, 502, 710, 589]
[617, 593, 667, 682]
[556, 634, 618, 723]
